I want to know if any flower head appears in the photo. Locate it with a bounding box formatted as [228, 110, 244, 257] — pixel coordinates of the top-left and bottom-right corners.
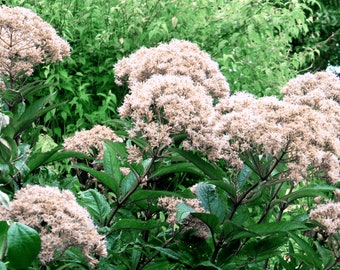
[0, 5, 70, 87]
[0, 185, 107, 265]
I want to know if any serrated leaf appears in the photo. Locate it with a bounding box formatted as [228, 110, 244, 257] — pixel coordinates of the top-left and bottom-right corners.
[176, 202, 195, 222]
[195, 183, 226, 223]
[237, 164, 252, 189]
[78, 189, 111, 225]
[7, 222, 41, 270]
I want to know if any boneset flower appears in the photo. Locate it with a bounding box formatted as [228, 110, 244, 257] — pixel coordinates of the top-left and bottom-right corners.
[0, 185, 107, 265]
[0, 5, 70, 88]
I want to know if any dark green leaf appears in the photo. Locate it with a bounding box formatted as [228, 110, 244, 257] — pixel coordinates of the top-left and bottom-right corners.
[191, 212, 220, 233]
[27, 148, 90, 172]
[176, 202, 194, 222]
[150, 162, 205, 178]
[103, 141, 122, 184]
[111, 219, 167, 231]
[0, 221, 9, 261]
[288, 232, 322, 268]
[207, 180, 236, 198]
[275, 185, 335, 204]
[237, 164, 252, 189]
[7, 222, 41, 270]
[195, 183, 226, 223]
[74, 164, 119, 195]
[128, 190, 176, 203]
[170, 148, 226, 179]
[78, 189, 111, 225]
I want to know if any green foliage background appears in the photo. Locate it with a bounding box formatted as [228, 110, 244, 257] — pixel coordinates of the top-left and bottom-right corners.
[1, 0, 339, 269]
[4, 0, 339, 141]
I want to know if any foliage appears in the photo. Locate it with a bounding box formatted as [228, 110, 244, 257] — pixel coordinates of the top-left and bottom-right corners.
[4, 0, 328, 142]
[0, 1, 339, 269]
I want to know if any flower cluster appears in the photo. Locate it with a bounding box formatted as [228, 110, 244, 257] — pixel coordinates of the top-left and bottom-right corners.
[0, 185, 107, 265]
[216, 90, 340, 183]
[63, 125, 123, 160]
[309, 201, 340, 235]
[0, 5, 70, 88]
[115, 39, 231, 160]
[115, 40, 339, 184]
[158, 195, 209, 239]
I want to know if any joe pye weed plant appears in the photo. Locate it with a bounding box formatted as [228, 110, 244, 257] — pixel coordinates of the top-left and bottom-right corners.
[0, 3, 340, 270]
[64, 40, 339, 269]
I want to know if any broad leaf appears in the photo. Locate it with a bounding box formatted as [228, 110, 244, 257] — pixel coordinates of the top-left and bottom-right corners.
[176, 202, 194, 222]
[111, 219, 167, 231]
[170, 148, 226, 179]
[0, 221, 9, 261]
[7, 222, 41, 270]
[195, 183, 226, 223]
[191, 212, 220, 233]
[288, 232, 322, 268]
[0, 190, 10, 209]
[237, 164, 252, 189]
[74, 164, 119, 195]
[78, 189, 111, 225]
[103, 141, 122, 184]
[150, 162, 205, 178]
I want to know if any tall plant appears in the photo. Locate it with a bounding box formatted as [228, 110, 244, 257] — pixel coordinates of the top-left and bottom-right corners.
[70, 40, 340, 269]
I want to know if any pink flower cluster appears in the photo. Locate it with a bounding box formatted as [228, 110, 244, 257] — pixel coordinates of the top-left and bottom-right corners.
[0, 5, 70, 88]
[115, 39, 339, 184]
[0, 185, 107, 265]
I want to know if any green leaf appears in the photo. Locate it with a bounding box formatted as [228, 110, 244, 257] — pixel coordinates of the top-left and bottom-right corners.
[288, 232, 322, 268]
[195, 183, 226, 223]
[150, 162, 205, 178]
[237, 164, 252, 189]
[170, 148, 226, 179]
[0, 221, 9, 261]
[207, 180, 236, 198]
[103, 141, 122, 184]
[146, 245, 183, 261]
[78, 189, 111, 225]
[111, 219, 167, 231]
[275, 185, 335, 204]
[7, 222, 41, 270]
[0, 262, 6, 270]
[27, 148, 90, 172]
[176, 202, 194, 222]
[0, 190, 10, 209]
[191, 212, 220, 233]
[74, 164, 119, 195]
[128, 190, 176, 203]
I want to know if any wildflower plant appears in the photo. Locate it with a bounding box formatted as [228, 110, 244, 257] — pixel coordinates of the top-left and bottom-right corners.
[66, 39, 340, 269]
[0, 5, 73, 191]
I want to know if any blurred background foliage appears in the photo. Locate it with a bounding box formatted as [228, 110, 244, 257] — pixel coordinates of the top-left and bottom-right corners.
[4, 0, 339, 141]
